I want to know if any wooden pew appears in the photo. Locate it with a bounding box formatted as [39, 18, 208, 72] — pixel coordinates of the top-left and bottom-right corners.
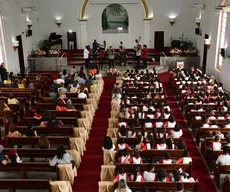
[115, 163, 192, 175]
[24, 117, 78, 126]
[4, 136, 71, 148]
[117, 149, 185, 159]
[36, 103, 83, 111]
[27, 110, 81, 118]
[42, 97, 86, 104]
[114, 181, 199, 191]
[196, 127, 230, 145]
[0, 163, 56, 179]
[16, 126, 75, 136]
[0, 88, 38, 105]
[0, 179, 51, 191]
[214, 164, 230, 188]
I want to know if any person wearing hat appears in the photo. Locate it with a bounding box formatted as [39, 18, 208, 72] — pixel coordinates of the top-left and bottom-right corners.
[0, 145, 7, 165]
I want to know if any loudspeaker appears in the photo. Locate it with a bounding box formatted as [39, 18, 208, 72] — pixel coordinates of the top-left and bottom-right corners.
[195, 28, 202, 36]
[221, 48, 226, 58]
[27, 30, 32, 37]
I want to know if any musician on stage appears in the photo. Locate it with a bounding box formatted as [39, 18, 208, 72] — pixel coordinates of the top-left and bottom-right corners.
[92, 40, 100, 61]
[142, 45, 148, 68]
[135, 45, 142, 69]
[107, 46, 115, 69]
[119, 41, 126, 66]
[84, 45, 91, 69]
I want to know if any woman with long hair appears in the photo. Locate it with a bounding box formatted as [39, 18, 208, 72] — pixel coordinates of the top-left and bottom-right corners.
[114, 179, 132, 192]
[102, 136, 115, 151]
[38, 135, 50, 149]
[49, 145, 73, 166]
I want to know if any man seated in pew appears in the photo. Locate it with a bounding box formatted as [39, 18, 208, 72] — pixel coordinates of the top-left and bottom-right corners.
[216, 146, 230, 165]
[102, 136, 115, 151]
[69, 81, 80, 93]
[78, 89, 88, 99]
[49, 145, 75, 168]
[58, 82, 68, 94]
[34, 106, 42, 120]
[7, 94, 19, 105]
[0, 145, 7, 165]
[9, 79, 18, 88]
[176, 151, 192, 164]
[114, 179, 132, 192]
[54, 74, 65, 84]
[170, 124, 183, 139]
[38, 135, 50, 148]
[0, 100, 10, 111]
[7, 123, 22, 137]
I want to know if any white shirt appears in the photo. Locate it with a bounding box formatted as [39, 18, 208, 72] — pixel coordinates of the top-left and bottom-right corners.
[143, 171, 156, 182]
[102, 144, 115, 151]
[145, 122, 153, 128]
[216, 154, 230, 165]
[78, 92, 87, 99]
[171, 130, 183, 138]
[84, 48, 89, 59]
[55, 78, 65, 84]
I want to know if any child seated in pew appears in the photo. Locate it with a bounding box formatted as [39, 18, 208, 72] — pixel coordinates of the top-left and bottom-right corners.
[154, 116, 164, 128]
[7, 94, 19, 105]
[144, 117, 153, 128]
[163, 108, 171, 119]
[201, 115, 210, 128]
[156, 129, 169, 139]
[47, 114, 63, 128]
[102, 136, 115, 151]
[130, 166, 144, 182]
[7, 123, 22, 137]
[176, 150, 192, 164]
[157, 168, 170, 182]
[117, 138, 131, 150]
[118, 125, 128, 138]
[34, 106, 42, 120]
[225, 119, 230, 128]
[49, 145, 74, 168]
[144, 135, 154, 150]
[209, 120, 219, 128]
[25, 125, 37, 137]
[128, 149, 143, 164]
[164, 115, 176, 128]
[135, 135, 146, 151]
[56, 100, 67, 111]
[155, 138, 168, 150]
[118, 149, 131, 164]
[159, 152, 173, 164]
[118, 118, 128, 128]
[170, 124, 183, 139]
[209, 136, 222, 151]
[114, 167, 129, 182]
[143, 164, 156, 181]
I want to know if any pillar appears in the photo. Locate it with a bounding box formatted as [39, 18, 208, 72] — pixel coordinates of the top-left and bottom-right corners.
[79, 19, 88, 49]
[143, 18, 152, 48]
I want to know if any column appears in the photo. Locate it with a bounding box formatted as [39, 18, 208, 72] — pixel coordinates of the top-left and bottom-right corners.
[79, 19, 88, 49]
[143, 18, 152, 48]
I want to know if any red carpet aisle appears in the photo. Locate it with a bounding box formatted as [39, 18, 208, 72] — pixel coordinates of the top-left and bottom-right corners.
[73, 77, 115, 192]
[159, 73, 216, 192]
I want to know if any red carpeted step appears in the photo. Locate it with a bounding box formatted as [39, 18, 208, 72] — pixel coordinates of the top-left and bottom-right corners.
[159, 72, 217, 192]
[73, 77, 115, 192]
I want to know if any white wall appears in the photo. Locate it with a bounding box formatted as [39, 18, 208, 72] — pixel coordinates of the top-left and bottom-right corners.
[197, 0, 230, 91]
[0, 0, 40, 73]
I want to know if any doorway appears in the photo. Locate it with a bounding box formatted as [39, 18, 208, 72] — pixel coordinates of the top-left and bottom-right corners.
[154, 31, 164, 49]
[202, 34, 209, 72]
[16, 35, 25, 76]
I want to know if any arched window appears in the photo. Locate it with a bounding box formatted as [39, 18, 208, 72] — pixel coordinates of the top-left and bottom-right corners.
[215, 11, 227, 71]
[0, 18, 6, 64]
[102, 4, 129, 33]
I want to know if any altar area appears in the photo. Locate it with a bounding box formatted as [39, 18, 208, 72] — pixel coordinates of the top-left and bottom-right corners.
[27, 57, 67, 72]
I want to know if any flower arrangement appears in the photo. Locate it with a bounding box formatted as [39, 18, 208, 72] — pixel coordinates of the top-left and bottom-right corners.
[34, 49, 46, 56]
[170, 48, 198, 56]
[107, 68, 121, 77]
[49, 49, 61, 55]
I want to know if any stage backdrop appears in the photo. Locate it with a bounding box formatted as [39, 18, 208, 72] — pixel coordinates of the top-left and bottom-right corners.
[102, 4, 129, 33]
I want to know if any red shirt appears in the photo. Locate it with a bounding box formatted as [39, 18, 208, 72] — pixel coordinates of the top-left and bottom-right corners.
[56, 106, 67, 111]
[142, 48, 148, 59]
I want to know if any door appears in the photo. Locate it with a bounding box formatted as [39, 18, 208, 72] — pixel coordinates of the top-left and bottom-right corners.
[202, 34, 209, 72]
[154, 31, 164, 49]
[16, 35, 25, 76]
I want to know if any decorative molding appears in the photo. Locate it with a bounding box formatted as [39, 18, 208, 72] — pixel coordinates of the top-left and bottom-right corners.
[90, 0, 139, 4]
[81, 0, 150, 19]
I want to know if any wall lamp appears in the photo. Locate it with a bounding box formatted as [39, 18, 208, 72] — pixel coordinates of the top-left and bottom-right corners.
[195, 18, 201, 27]
[169, 18, 176, 26]
[204, 39, 211, 49]
[56, 18, 62, 27]
[27, 20, 32, 29]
